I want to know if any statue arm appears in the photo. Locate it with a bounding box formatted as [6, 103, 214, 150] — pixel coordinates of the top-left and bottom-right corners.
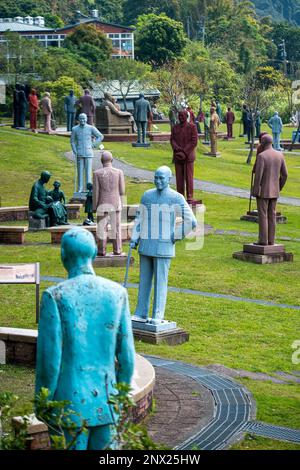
[31, 184, 47, 209]
[119, 171, 126, 197]
[130, 205, 142, 247]
[92, 127, 104, 147]
[279, 159, 288, 191]
[35, 290, 62, 399]
[116, 289, 135, 384]
[252, 156, 264, 196]
[184, 125, 198, 156]
[92, 173, 99, 212]
[174, 196, 197, 241]
[70, 129, 77, 155]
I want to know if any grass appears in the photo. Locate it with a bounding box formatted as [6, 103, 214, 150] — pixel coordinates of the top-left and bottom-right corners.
[0, 127, 299, 450]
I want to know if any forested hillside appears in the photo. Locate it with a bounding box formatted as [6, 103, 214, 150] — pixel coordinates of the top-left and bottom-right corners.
[253, 0, 300, 25]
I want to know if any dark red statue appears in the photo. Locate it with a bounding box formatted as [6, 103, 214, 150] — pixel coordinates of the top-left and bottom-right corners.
[170, 110, 198, 203]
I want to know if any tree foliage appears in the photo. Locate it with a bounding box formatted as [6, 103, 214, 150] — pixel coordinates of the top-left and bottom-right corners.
[135, 14, 187, 67]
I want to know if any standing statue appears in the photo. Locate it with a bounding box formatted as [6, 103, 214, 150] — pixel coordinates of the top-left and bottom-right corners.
[247, 108, 254, 144]
[133, 93, 151, 145]
[251, 134, 288, 245]
[130, 166, 197, 325]
[40, 92, 53, 134]
[48, 181, 68, 225]
[71, 113, 104, 194]
[209, 106, 221, 156]
[204, 112, 210, 143]
[18, 85, 28, 128]
[216, 101, 222, 122]
[28, 89, 39, 133]
[93, 151, 125, 256]
[255, 111, 262, 138]
[84, 182, 94, 223]
[64, 90, 77, 132]
[12, 84, 20, 128]
[225, 107, 235, 139]
[36, 226, 135, 450]
[76, 89, 96, 125]
[29, 171, 53, 226]
[170, 110, 198, 204]
[241, 104, 249, 137]
[268, 112, 283, 151]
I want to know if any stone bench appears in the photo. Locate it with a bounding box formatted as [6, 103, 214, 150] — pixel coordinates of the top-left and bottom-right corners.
[0, 327, 37, 366]
[0, 204, 82, 223]
[47, 222, 134, 247]
[0, 226, 28, 244]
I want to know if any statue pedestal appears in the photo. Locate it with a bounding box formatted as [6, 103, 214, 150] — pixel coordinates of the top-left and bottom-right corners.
[204, 152, 221, 157]
[93, 254, 134, 268]
[233, 243, 293, 264]
[132, 320, 189, 345]
[69, 192, 87, 204]
[28, 212, 48, 231]
[240, 210, 287, 224]
[132, 143, 151, 148]
[202, 141, 210, 145]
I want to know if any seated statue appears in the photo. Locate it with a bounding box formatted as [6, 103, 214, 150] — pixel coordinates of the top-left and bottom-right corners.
[96, 92, 134, 134]
[29, 172, 67, 227]
[48, 181, 69, 225]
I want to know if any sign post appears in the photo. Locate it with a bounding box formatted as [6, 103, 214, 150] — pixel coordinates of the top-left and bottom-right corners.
[0, 263, 40, 323]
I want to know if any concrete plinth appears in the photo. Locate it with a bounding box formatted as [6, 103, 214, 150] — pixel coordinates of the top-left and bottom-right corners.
[28, 212, 48, 231]
[132, 142, 151, 148]
[204, 152, 221, 157]
[132, 319, 177, 333]
[93, 254, 134, 268]
[240, 210, 287, 224]
[233, 243, 293, 264]
[133, 327, 189, 345]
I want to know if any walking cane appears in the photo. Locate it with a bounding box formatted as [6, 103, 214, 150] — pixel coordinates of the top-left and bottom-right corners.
[248, 171, 254, 214]
[123, 245, 132, 288]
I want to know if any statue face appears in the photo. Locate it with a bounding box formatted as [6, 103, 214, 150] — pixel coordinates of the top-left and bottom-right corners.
[154, 171, 170, 191]
[178, 112, 188, 124]
[79, 114, 87, 126]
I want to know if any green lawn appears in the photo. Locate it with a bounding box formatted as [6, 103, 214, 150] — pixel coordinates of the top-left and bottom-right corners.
[0, 127, 299, 450]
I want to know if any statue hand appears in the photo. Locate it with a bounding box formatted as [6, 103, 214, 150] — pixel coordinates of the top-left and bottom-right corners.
[130, 240, 138, 249]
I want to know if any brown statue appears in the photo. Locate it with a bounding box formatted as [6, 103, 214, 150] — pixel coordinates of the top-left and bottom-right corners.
[93, 151, 125, 256]
[252, 134, 288, 245]
[170, 110, 198, 204]
[209, 106, 220, 156]
[76, 89, 96, 125]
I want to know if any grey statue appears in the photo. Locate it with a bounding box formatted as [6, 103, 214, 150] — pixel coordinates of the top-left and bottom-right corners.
[71, 113, 104, 194]
[36, 226, 135, 450]
[64, 90, 77, 132]
[133, 93, 151, 144]
[130, 166, 197, 324]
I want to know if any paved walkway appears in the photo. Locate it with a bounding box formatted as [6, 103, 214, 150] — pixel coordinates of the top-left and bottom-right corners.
[42, 276, 300, 311]
[63, 150, 300, 207]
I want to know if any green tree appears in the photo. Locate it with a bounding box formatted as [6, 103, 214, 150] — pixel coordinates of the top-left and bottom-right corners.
[123, 0, 180, 25]
[135, 14, 187, 67]
[97, 59, 151, 110]
[44, 13, 64, 28]
[255, 66, 285, 89]
[64, 24, 112, 71]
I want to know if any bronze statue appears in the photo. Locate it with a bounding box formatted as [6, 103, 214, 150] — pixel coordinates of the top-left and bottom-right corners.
[48, 181, 69, 225]
[29, 171, 53, 226]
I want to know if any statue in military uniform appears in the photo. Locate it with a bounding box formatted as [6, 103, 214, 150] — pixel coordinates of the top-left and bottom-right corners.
[133, 93, 151, 145]
[64, 90, 77, 132]
[71, 113, 103, 194]
[130, 166, 197, 325]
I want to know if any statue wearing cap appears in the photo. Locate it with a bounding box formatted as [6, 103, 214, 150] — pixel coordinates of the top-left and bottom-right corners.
[93, 151, 126, 256]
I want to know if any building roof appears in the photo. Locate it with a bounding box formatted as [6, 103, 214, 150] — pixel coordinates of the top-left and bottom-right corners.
[91, 81, 160, 101]
[0, 22, 50, 33]
[57, 18, 135, 32]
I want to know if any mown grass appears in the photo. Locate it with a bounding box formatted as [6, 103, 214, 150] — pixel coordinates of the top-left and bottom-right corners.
[0, 126, 299, 450]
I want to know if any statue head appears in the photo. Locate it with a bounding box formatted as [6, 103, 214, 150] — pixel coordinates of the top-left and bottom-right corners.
[31, 88, 36, 95]
[79, 113, 88, 126]
[178, 110, 188, 124]
[259, 132, 268, 143]
[61, 227, 97, 274]
[101, 150, 113, 166]
[84, 89, 90, 95]
[261, 134, 273, 148]
[210, 106, 216, 115]
[154, 166, 172, 191]
[86, 182, 93, 191]
[139, 93, 145, 99]
[44, 92, 50, 98]
[69, 90, 74, 96]
[274, 111, 279, 116]
[40, 171, 51, 184]
[16, 83, 21, 91]
[53, 180, 61, 189]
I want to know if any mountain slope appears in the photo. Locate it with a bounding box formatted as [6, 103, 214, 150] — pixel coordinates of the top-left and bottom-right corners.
[252, 0, 300, 25]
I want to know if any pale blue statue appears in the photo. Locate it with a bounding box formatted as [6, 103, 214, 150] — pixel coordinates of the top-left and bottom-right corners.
[35, 226, 135, 450]
[134, 93, 151, 144]
[71, 113, 104, 193]
[64, 90, 77, 132]
[268, 112, 283, 151]
[130, 166, 197, 325]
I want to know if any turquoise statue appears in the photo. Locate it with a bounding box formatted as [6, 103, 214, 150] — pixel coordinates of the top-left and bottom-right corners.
[133, 93, 151, 144]
[268, 112, 283, 151]
[84, 182, 94, 222]
[35, 226, 135, 450]
[29, 171, 53, 226]
[130, 166, 197, 325]
[70, 113, 104, 194]
[48, 181, 69, 225]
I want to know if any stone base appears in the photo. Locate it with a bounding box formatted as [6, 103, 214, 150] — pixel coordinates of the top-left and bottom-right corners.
[223, 137, 236, 140]
[240, 210, 287, 224]
[204, 152, 221, 157]
[28, 212, 48, 231]
[132, 142, 151, 148]
[0, 226, 28, 244]
[202, 141, 210, 145]
[69, 192, 87, 204]
[93, 254, 134, 268]
[132, 319, 177, 333]
[133, 328, 189, 345]
[233, 243, 293, 264]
